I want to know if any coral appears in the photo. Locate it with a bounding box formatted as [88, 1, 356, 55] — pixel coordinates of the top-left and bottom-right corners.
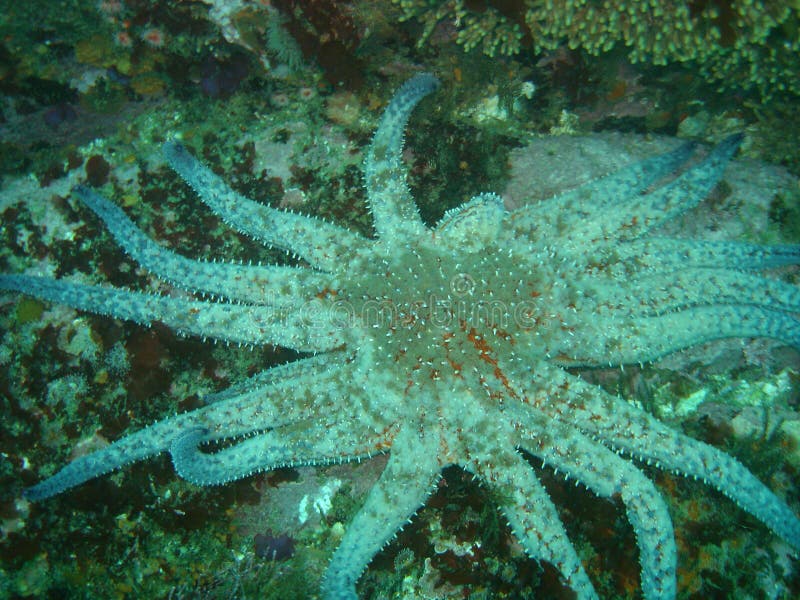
[394, 0, 800, 97]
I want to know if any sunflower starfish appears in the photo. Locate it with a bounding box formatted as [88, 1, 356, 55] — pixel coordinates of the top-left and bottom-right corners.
[2, 73, 799, 599]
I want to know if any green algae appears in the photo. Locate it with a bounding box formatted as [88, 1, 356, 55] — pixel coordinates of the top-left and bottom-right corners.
[14, 297, 44, 325]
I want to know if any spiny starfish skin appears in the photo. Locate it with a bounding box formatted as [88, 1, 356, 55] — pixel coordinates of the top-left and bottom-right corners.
[2, 73, 800, 599]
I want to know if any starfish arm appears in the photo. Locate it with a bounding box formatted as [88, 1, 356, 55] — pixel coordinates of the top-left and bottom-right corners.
[435, 192, 506, 251]
[170, 428, 283, 485]
[630, 238, 800, 270]
[509, 411, 677, 600]
[198, 352, 343, 404]
[599, 134, 742, 242]
[0, 275, 344, 351]
[195, 354, 355, 433]
[592, 268, 800, 316]
[627, 429, 800, 553]
[627, 431, 800, 552]
[170, 416, 395, 486]
[73, 185, 330, 306]
[524, 364, 800, 552]
[464, 445, 599, 600]
[553, 305, 799, 366]
[163, 140, 366, 270]
[321, 424, 440, 600]
[23, 354, 348, 500]
[599, 411, 800, 552]
[22, 409, 233, 502]
[509, 140, 695, 239]
[364, 73, 439, 240]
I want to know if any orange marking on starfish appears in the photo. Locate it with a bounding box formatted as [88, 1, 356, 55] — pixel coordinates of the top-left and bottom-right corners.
[447, 357, 463, 376]
[493, 328, 515, 344]
[466, 326, 496, 365]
